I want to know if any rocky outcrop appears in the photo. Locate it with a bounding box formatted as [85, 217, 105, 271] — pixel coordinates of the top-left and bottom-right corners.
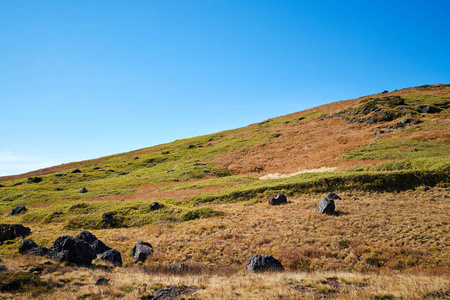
[19, 239, 38, 254]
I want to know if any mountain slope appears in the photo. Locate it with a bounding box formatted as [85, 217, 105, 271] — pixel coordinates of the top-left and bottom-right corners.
[0, 85, 448, 299]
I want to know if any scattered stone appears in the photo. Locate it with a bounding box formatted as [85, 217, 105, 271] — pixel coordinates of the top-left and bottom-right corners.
[72, 169, 82, 174]
[428, 198, 436, 202]
[423, 185, 431, 192]
[19, 239, 38, 254]
[27, 247, 49, 257]
[98, 249, 122, 267]
[417, 105, 439, 113]
[7, 206, 27, 216]
[161, 151, 169, 155]
[193, 163, 206, 166]
[119, 172, 129, 176]
[79, 187, 88, 193]
[152, 286, 197, 299]
[0, 265, 7, 272]
[134, 157, 139, 160]
[93, 167, 100, 170]
[327, 192, 341, 200]
[246, 254, 284, 273]
[48, 235, 97, 265]
[268, 194, 287, 205]
[316, 197, 335, 214]
[129, 241, 153, 263]
[150, 202, 161, 210]
[188, 145, 195, 149]
[168, 263, 189, 274]
[55, 173, 67, 177]
[12, 182, 25, 186]
[410, 149, 418, 152]
[94, 277, 110, 286]
[102, 213, 115, 223]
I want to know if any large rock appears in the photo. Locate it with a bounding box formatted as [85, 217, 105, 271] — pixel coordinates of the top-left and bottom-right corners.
[129, 241, 153, 263]
[0, 224, 31, 243]
[98, 249, 123, 267]
[19, 239, 38, 254]
[76, 230, 111, 255]
[246, 254, 284, 273]
[7, 206, 27, 216]
[316, 197, 335, 214]
[268, 194, 287, 205]
[48, 235, 96, 265]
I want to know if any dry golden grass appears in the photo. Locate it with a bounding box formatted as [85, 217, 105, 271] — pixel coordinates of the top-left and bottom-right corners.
[1, 189, 449, 299]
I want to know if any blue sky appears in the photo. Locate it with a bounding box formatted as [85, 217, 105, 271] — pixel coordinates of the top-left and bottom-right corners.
[1, 0, 449, 176]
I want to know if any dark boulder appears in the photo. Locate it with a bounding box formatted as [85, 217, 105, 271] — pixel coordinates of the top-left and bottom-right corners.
[417, 106, 440, 113]
[7, 206, 27, 216]
[188, 145, 195, 149]
[423, 185, 431, 192]
[27, 247, 49, 257]
[268, 194, 287, 205]
[79, 187, 88, 193]
[245, 254, 284, 273]
[75, 230, 111, 255]
[98, 249, 122, 267]
[316, 197, 335, 214]
[102, 213, 115, 223]
[13, 225, 31, 238]
[48, 235, 96, 265]
[0, 224, 31, 242]
[129, 241, 153, 263]
[327, 192, 341, 200]
[150, 202, 161, 210]
[94, 277, 110, 286]
[19, 239, 38, 254]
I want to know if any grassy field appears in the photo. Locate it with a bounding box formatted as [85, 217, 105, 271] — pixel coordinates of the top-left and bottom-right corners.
[0, 84, 449, 299]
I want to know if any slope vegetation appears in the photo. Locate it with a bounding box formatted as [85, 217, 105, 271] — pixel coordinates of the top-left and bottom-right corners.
[0, 84, 449, 299]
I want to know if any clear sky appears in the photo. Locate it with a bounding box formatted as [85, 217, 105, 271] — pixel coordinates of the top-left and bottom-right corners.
[1, 0, 449, 176]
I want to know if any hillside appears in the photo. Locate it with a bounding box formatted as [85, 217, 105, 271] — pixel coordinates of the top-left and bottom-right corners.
[0, 84, 449, 299]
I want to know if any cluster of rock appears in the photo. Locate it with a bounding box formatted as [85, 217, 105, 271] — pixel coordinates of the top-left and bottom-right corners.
[317, 96, 440, 133]
[15, 230, 156, 268]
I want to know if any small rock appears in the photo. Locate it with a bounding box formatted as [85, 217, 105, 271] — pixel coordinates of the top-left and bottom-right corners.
[129, 241, 153, 263]
[150, 202, 161, 210]
[0, 265, 7, 272]
[316, 197, 335, 214]
[327, 192, 341, 200]
[79, 187, 88, 193]
[94, 277, 110, 286]
[19, 239, 38, 254]
[27, 247, 49, 257]
[168, 263, 189, 273]
[246, 254, 284, 273]
[7, 206, 27, 216]
[102, 213, 115, 223]
[98, 249, 123, 267]
[410, 149, 418, 152]
[268, 194, 287, 205]
[188, 145, 195, 149]
[423, 185, 431, 192]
